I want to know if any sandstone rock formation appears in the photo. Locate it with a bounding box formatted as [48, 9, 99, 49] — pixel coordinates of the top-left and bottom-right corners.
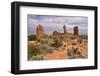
[63, 25, 67, 34]
[53, 31, 59, 35]
[53, 25, 68, 35]
[36, 24, 44, 36]
[73, 26, 79, 35]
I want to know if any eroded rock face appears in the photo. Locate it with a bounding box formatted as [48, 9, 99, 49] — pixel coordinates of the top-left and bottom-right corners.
[53, 25, 67, 35]
[36, 24, 44, 36]
[73, 26, 79, 35]
[53, 31, 59, 35]
[63, 25, 67, 34]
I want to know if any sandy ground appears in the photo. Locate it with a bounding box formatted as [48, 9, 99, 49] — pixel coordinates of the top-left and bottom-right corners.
[43, 41, 88, 60]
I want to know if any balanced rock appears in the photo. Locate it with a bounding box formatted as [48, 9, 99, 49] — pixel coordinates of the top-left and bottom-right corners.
[73, 26, 79, 35]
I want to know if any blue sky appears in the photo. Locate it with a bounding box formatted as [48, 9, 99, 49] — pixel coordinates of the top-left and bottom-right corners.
[27, 15, 88, 35]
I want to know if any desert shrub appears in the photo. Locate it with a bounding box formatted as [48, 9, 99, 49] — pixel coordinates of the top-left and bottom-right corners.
[31, 55, 43, 60]
[47, 39, 54, 46]
[59, 35, 65, 40]
[28, 44, 42, 59]
[41, 44, 55, 53]
[37, 37, 41, 42]
[37, 37, 48, 43]
[79, 35, 88, 39]
[70, 36, 77, 40]
[52, 38, 63, 48]
[43, 34, 49, 38]
[52, 36, 57, 40]
[48, 35, 53, 39]
[40, 39, 48, 44]
[84, 39, 88, 43]
[28, 34, 37, 41]
[40, 38, 54, 45]
[77, 38, 83, 43]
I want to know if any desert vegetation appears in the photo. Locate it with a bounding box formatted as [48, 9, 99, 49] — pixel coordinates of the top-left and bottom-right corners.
[28, 34, 88, 61]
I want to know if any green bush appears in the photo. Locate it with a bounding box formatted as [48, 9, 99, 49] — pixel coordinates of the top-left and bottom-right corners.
[37, 38, 41, 42]
[48, 35, 53, 39]
[41, 44, 55, 53]
[77, 38, 82, 43]
[31, 55, 43, 60]
[40, 39, 48, 44]
[79, 35, 88, 39]
[60, 35, 64, 40]
[28, 34, 37, 41]
[43, 34, 49, 38]
[28, 44, 42, 59]
[53, 38, 63, 48]
[68, 35, 79, 40]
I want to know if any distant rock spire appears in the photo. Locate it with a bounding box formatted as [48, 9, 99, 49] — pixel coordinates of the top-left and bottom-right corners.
[36, 24, 44, 36]
[73, 26, 79, 35]
[63, 25, 67, 34]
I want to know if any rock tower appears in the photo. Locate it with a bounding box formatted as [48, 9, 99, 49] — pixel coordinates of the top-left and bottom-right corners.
[63, 25, 67, 34]
[36, 24, 44, 36]
[73, 26, 79, 35]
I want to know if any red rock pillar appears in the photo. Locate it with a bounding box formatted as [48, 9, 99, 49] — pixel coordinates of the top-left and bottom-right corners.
[36, 24, 44, 36]
[73, 26, 79, 35]
[63, 25, 67, 34]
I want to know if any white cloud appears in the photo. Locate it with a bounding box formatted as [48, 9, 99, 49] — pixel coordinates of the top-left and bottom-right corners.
[28, 15, 88, 35]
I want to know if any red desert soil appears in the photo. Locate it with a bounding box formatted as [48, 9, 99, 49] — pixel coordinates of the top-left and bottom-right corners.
[43, 42, 87, 60]
[43, 50, 68, 60]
